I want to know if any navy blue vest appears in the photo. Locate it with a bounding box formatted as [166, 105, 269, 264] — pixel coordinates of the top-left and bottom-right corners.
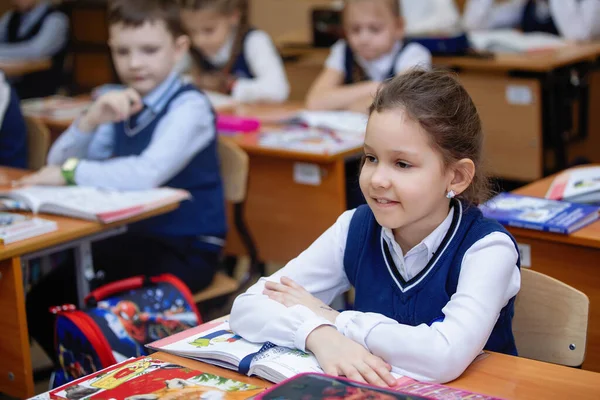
[521, 0, 559, 35]
[344, 201, 520, 356]
[192, 28, 255, 80]
[112, 84, 227, 247]
[6, 6, 68, 98]
[0, 86, 27, 168]
[343, 42, 405, 84]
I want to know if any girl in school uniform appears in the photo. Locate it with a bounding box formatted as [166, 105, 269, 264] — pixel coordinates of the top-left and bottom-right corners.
[463, 0, 600, 41]
[179, 0, 289, 103]
[230, 69, 521, 385]
[305, 0, 431, 113]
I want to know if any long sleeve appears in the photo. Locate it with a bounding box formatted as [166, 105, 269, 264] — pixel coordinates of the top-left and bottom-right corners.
[402, 0, 461, 34]
[230, 30, 290, 103]
[0, 12, 10, 43]
[0, 12, 68, 59]
[47, 121, 114, 164]
[230, 210, 355, 350]
[550, 0, 600, 41]
[72, 92, 216, 190]
[462, 0, 526, 31]
[334, 232, 520, 383]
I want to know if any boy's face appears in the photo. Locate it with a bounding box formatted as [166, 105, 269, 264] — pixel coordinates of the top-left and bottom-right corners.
[109, 20, 189, 96]
[180, 9, 240, 57]
[344, 0, 404, 61]
[12, 0, 38, 12]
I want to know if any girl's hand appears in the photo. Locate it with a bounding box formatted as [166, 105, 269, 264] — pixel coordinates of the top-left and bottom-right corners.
[306, 326, 397, 387]
[263, 277, 340, 323]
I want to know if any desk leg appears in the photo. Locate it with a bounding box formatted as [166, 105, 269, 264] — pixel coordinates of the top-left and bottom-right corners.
[0, 257, 34, 399]
[74, 241, 93, 309]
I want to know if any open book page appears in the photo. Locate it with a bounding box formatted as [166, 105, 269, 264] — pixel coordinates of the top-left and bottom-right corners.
[2, 186, 190, 222]
[204, 90, 236, 109]
[249, 346, 324, 383]
[291, 111, 369, 134]
[20, 96, 90, 120]
[259, 128, 364, 155]
[158, 321, 263, 371]
[469, 29, 566, 53]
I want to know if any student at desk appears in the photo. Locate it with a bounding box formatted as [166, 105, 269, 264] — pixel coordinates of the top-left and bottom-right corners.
[463, 0, 600, 41]
[0, 0, 69, 98]
[19, 0, 226, 362]
[305, 0, 431, 113]
[178, 0, 290, 103]
[231, 70, 521, 385]
[0, 71, 27, 168]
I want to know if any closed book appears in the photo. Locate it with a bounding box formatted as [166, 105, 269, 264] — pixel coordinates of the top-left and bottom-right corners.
[480, 193, 599, 234]
[0, 212, 57, 244]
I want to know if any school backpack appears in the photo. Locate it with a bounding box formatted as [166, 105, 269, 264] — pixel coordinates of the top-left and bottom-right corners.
[51, 274, 202, 388]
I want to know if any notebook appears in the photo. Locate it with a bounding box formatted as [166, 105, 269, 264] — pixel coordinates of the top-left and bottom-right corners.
[259, 127, 364, 155]
[545, 166, 600, 204]
[469, 29, 566, 53]
[480, 192, 600, 234]
[21, 96, 91, 120]
[285, 110, 369, 134]
[147, 320, 329, 384]
[0, 186, 190, 223]
[0, 212, 57, 244]
[38, 356, 264, 400]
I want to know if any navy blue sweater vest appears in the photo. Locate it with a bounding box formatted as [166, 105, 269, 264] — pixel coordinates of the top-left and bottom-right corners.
[0, 86, 27, 168]
[112, 84, 227, 246]
[521, 0, 559, 35]
[343, 43, 405, 84]
[343, 201, 520, 356]
[7, 6, 67, 98]
[192, 29, 255, 79]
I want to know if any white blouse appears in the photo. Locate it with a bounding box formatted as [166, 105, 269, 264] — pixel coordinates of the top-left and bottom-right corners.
[230, 205, 521, 383]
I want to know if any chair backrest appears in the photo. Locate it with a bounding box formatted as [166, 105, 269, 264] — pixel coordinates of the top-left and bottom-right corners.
[24, 116, 50, 170]
[217, 137, 249, 204]
[513, 268, 589, 367]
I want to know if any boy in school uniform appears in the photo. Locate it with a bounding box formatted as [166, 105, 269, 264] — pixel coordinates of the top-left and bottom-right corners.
[0, 0, 69, 98]
[0, 71, 27, 168]
[20, 0, 227, 362]
[463, 0, 600, 41]
[305, 0, 431, 113]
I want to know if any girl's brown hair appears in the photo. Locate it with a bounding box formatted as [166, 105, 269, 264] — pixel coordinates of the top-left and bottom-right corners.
[369, 69, 491, 205]
[108, 0, 184, 38]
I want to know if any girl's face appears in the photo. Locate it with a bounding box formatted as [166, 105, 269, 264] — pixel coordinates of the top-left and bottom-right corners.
[181, 8, 240, 57]
[359, 109, 455, 249]
[343, 0, 403, 61]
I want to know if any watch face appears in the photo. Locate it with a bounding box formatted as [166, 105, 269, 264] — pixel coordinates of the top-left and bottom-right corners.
[64, 159, 78, 170]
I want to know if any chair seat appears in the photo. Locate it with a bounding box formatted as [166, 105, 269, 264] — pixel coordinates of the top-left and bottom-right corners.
[193, 271, 240, 303]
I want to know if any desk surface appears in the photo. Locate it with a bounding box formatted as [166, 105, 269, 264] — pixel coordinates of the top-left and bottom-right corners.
[153, 351, 600, 400]
[281, 42, 600, 73]
[0, 167, 179, 261]
[510, 166, 600, 248]
[0, 58, 51, 78]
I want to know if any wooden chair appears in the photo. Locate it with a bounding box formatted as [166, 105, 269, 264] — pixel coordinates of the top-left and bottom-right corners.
[24, 116, 50, 170]
[513, 268, 589, 367]
[193, 137, 260, 304]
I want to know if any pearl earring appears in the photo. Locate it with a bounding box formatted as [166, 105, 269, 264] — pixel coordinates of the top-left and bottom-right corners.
[446, 190, 456, 199]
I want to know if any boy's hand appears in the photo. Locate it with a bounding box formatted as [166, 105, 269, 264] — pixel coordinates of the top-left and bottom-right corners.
[306, 326, 397, 387]
[79, 88, 143, 132]
[17, 166, 66, 186]
[263, 277, 340, 323]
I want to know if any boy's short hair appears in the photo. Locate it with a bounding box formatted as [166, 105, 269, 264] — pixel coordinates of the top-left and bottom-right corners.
[108, 0, 184, 38]
[344, 0, 402, 18]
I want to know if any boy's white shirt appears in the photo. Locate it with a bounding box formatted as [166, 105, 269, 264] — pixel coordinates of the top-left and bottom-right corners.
[47, 72, 216, 190]
[178, 29, 289, 103]
[463, 0, 600, 41]
[230, 207, 521, 383]
[325, 40, 432, 81]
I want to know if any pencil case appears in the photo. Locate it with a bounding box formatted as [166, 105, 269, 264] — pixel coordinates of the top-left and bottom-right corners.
[217, 114, 261, 133]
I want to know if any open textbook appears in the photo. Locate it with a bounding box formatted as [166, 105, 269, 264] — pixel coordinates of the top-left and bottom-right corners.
[21, 96, 91, 120]
[147, 321, 326, 384]
[286, 110, 369, 134]
[0, 186, 189, 223]
[469, 29, 566, 53]
[259, 127, 364, 155]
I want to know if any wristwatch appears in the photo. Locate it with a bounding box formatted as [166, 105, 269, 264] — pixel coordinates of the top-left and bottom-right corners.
[61, 157, 80, 185]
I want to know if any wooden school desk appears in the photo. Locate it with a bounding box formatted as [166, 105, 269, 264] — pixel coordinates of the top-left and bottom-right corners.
[153, 350, 600, 400]
[0, 58, 51, 78]
[0, 167, 181, 399]
[280, 43, 600, 181]
[509, 166, 600, 373]
[221, 103, 363, 264]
